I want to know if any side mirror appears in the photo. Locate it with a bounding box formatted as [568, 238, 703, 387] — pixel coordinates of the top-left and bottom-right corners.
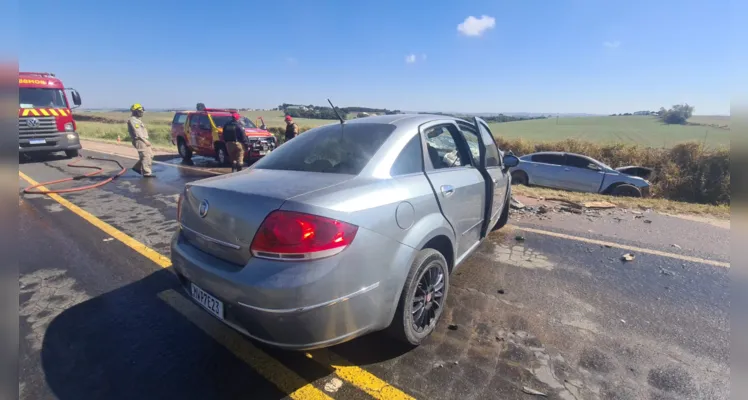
[71, 90, 82, 107]
[588, 163, 601, 171]
[503, 154, 520, 168]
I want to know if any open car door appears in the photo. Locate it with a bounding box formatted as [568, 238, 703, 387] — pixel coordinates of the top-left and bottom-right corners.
[473, 117, 509, 238]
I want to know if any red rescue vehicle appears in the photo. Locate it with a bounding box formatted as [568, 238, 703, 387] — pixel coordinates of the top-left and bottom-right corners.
[18, 72, 82, 158]
[170, 106, 277, 166]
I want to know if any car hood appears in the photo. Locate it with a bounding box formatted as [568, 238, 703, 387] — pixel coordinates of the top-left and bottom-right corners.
[615, 166, 653, 180]
[244, 128, 273, 137]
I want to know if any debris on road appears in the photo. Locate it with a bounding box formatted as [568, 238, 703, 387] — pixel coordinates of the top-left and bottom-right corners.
[497, 289, 506, 294]
[660, 267, 674, 276]
[621, 253, 636, 262]
[559, 206, 583, 214]
[515, 235, 525, 242]
[643, 219, 653, 224]
[448, 324, 459, 331]
[433, 362, 444, 368]
[323, 377, 343, 393]
[510, 196, 526, 210]
[522, 386, 548, 397]
[537, 205, 549, 214]
[103, 238, 114, 242]
[582, 201, 616, 209]
[671, 244, 682, 249]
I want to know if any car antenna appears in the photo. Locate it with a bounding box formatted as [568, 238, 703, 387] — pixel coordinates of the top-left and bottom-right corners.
[327, 99, 345, 124]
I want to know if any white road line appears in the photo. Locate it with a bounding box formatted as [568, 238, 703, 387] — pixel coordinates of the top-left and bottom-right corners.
[507, 225, 730, 268]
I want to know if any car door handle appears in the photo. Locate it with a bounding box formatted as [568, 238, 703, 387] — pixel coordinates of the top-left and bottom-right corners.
[440, 185, 455, 197]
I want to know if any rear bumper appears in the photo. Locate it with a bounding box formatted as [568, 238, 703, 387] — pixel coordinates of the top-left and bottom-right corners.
[19, 132, 81, 153]
[169, 227, 415, 350]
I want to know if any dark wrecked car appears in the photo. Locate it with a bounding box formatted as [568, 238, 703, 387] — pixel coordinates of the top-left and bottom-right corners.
[508, 151, 651, 197]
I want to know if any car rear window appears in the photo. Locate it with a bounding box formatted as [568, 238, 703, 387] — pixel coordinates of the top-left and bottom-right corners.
[253, 123, 396, 175]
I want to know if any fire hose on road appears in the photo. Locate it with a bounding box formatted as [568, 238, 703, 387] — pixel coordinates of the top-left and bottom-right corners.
[22, 156, 128, 195]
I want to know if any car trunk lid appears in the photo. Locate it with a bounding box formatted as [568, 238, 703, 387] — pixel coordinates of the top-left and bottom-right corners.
[179, 169, 352, 266]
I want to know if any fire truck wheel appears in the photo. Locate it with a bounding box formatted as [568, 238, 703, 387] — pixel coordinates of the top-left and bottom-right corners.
[177, 138, 192, 161]
[216, 144, 229, 166]
[65, 149, 79, 158]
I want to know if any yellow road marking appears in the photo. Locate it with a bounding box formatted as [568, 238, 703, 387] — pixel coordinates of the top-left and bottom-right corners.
[507, 224, 730, 268]
[19, 171, 172, 268]
[308, 350, 415, 400]
[19, 169, 415, 400]
[158, 290, 332, 400]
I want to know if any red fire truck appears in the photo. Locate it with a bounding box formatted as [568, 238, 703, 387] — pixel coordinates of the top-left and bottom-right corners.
[18, 72, 82, 158]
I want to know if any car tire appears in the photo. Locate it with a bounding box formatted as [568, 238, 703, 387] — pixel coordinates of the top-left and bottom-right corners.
[511, 170, 528, 186]
[215, 144, 229, 166]
[64, 149, 79, 158]
[492, 195, 510, 231]
[177, 138, 192, 161]
[389, 248, 450, 346]
[611, 184, 642, 197]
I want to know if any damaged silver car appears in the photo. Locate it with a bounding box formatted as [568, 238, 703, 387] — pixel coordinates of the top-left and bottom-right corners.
[508, 151, 651, 197]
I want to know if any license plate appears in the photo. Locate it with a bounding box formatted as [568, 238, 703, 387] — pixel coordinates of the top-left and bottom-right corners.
[190, 283, 224, 320]
[258, 150, 267, 155]
[29, 139, 46, 145]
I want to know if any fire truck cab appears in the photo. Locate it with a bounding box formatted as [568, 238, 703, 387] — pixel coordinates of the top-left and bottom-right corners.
[18, 72, 82, 158]
[170, 106, 277, 166]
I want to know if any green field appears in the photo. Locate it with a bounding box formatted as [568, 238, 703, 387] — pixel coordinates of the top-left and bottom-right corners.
[487, 115, 730, 149]
[74, 110, 730, 149]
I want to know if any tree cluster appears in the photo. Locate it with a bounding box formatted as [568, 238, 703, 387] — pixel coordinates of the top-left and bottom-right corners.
[657, 104, 694, 125]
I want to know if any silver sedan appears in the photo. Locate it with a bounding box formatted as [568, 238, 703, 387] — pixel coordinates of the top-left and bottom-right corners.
[170, 114, 520, 350]
[508, 151, 651, 197]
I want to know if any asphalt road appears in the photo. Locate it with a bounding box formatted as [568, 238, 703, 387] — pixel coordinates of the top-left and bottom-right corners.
[18, 149, 730, 400]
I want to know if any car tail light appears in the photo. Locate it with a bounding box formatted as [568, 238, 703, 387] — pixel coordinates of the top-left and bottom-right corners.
[250, 211, 358, 261]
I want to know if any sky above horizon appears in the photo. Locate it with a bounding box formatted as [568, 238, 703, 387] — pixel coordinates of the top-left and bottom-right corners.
[15, 0, 730, 115]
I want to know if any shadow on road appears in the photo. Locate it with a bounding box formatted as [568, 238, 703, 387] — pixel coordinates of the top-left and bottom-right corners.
[40, 268, 412, 400]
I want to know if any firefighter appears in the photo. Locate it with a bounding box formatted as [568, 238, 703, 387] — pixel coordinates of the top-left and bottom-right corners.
[222, 112, 249, 172]
[284, 115, 299, 143]
[127, 103, 155, 178]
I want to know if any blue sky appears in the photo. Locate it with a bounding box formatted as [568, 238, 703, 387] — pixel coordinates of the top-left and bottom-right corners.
[16, 0, 729, 115]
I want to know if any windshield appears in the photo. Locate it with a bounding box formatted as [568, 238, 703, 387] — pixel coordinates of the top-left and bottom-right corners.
[19, 88, 67, 109]
[240, 117, 257, 129]
[253, 123, 396, 174]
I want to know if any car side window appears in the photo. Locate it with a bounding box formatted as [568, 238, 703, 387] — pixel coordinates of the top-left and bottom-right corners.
[565, 155, 599, 170]
[390, 134, 424, 176]
[172, 113, 187, 124]
[532, 154, 565, 165]
[424, 125, 472, 169]
[189, 114, 200, 128]
[198, 114, 211, 130]
[459, 126, 481, 165]
[476, 122, 501, 168]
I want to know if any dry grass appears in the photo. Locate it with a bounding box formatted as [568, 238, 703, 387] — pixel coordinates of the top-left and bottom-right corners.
[513, 185, 729, 219]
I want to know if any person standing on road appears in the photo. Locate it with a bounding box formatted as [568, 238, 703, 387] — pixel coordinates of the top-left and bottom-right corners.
[127, 103, 155, 178]
[283, 115, 299, 144]
[222, 112, 249, 172]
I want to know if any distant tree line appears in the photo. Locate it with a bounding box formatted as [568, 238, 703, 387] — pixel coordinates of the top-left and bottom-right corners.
[608, 104, 694, 125]
[418, 111, 548, 123]
[279, 103, 402, 120]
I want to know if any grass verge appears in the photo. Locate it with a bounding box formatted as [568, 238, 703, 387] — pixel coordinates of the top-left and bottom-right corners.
[512, 185, 729, 219]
